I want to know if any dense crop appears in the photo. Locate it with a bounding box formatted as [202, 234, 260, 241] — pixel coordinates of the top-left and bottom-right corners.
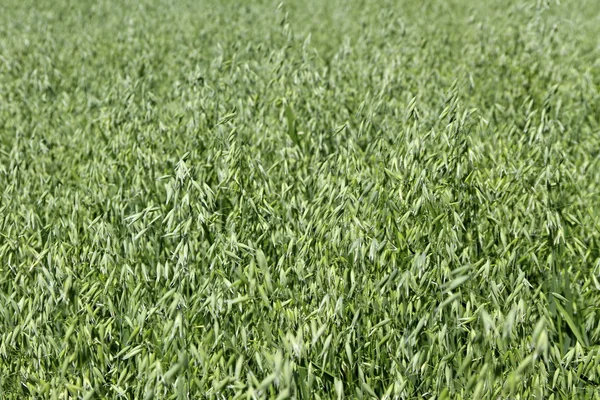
[1, 0, 600, 398]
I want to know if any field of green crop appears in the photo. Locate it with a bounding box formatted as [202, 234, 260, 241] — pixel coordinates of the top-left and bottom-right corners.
[1, 0, 600, 398]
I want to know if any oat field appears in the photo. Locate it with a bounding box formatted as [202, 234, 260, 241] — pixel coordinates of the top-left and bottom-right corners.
[1, 0, 600, 398]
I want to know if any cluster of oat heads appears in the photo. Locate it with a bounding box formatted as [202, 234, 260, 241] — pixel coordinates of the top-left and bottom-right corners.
[1, 0, 600, 398]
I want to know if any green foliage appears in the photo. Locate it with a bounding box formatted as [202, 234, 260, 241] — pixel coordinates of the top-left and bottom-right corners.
[1, 0, 600, 398]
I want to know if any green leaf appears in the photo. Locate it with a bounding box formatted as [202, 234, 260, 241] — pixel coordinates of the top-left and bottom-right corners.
[285, 104, 301, 148]
[554, 301, 588, 347]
